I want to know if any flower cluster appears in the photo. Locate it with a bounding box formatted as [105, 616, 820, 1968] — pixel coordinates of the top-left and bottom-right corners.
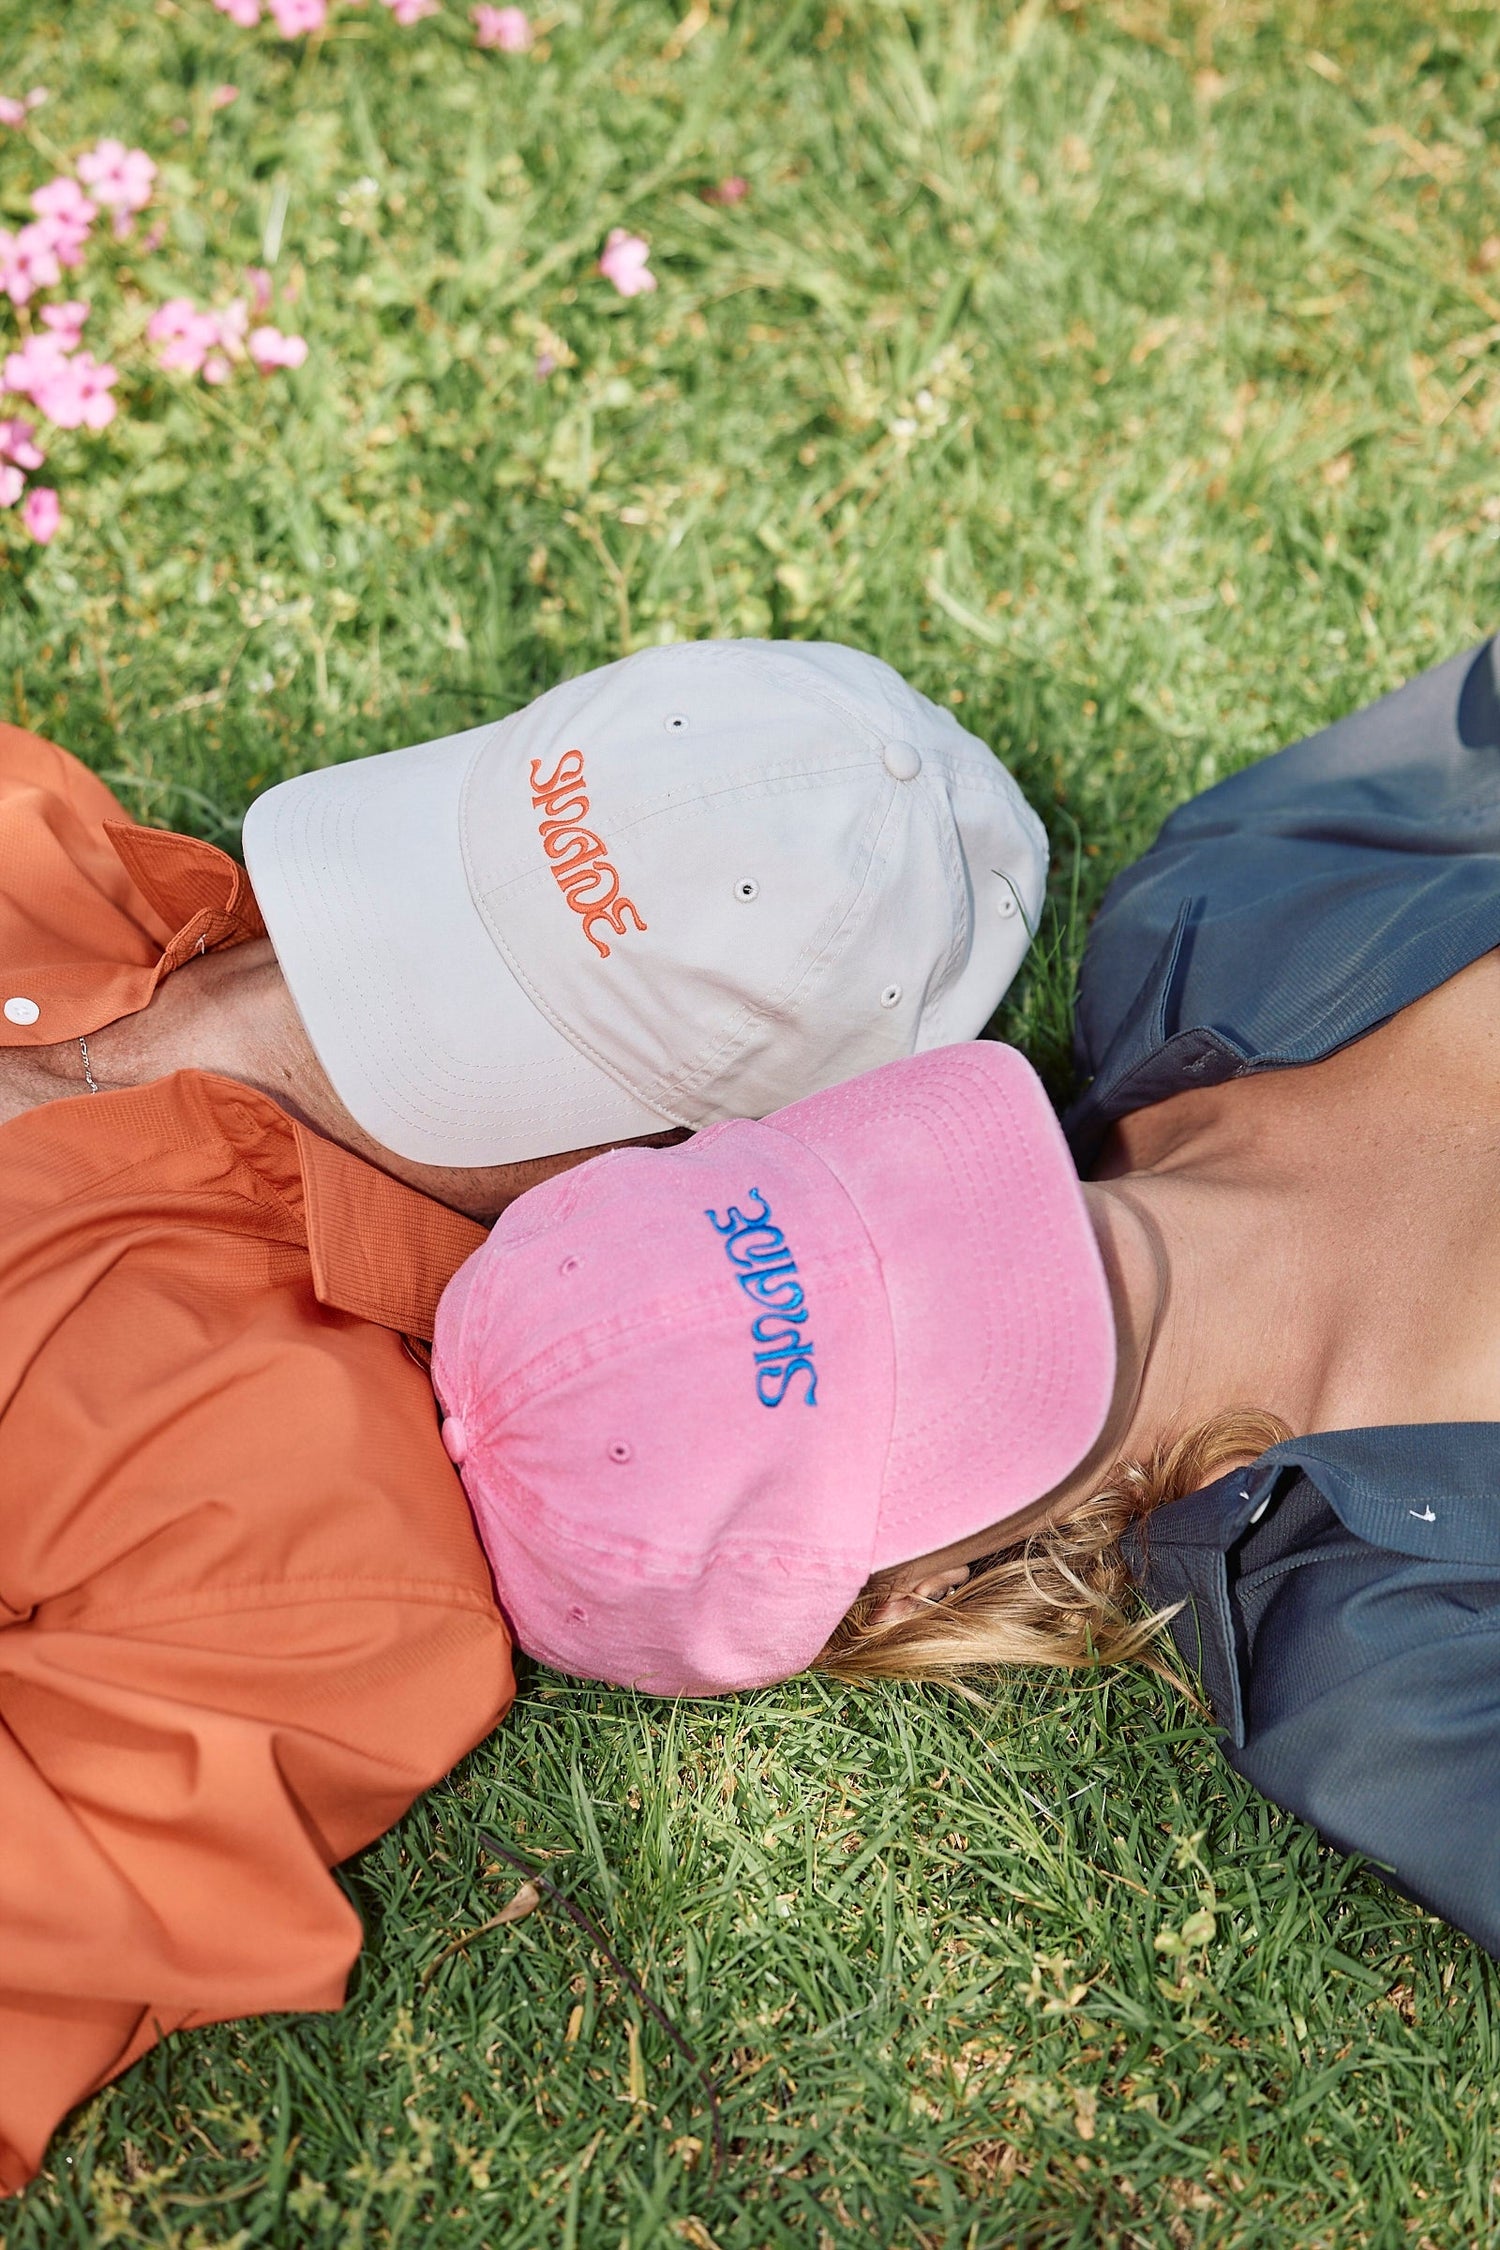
[0, 137, 159, 313]
[77, 139, 158, 237]
[148, 294, 307, 383]
[2, 0, 654, 557]
[474, 5, 531, 47]
[208, 0, 537, 46]
[0, 117, 311, 547]
[213, 0, 447, 29]
[213, 0, 325, 28]
[0, 420, 56, 542]
[0, 178, 94, 307]
[6, 306, 118, 429]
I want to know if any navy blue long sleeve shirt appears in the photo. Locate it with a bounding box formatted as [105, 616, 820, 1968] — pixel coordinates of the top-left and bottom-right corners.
[1066, 634, 1500, 1955]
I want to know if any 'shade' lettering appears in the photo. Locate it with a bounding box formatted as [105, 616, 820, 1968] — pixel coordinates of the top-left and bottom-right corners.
[529, 748, 647, 958]
[705, 1189, 818, 1407]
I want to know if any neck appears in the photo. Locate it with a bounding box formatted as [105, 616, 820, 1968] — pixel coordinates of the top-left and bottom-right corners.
[11, 940, 627, 1223]
[1078, 1164, 1327, 1477]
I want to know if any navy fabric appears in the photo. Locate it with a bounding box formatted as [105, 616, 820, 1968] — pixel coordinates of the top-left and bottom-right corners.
[1080, 636, 1500, 1954]
[1066, 635, 1500, 1168]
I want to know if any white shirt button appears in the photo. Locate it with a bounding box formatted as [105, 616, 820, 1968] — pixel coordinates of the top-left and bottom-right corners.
[4, 996, 40, 1025]
[882, 741, 922, 781]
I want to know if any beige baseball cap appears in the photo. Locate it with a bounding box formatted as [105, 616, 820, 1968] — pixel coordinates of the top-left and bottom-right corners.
[240, 639, 1048, 1166]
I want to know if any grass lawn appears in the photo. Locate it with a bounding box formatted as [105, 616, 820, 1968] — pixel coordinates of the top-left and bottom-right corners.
[7, 0, 1500, 2242]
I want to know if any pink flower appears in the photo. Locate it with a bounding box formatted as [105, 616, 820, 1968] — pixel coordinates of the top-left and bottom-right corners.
[147, 296, 222, 374]
[702, 175, 748, 204]
[0, 421, 46, 471]
[0, 226, 59, 306]
[268, 0, 328, 32]
[26, 218, 83, 276]
[148, 296, 251, 377]
[147, 297, 205, 360]
[25, 90, 47, 110]
[245, 264, 273, 312]
[76, 140, 157, 216]
[381, 0, 439, 20]
[213, 0, 262, 19]
[40, 300, 89, 348]
[0, 97, 26, 128]
[11, 346, 119, 431]
[249, 323, 308, 369]
[4, 332, 73, 395]
[22, 487, 59, 543]
[0, 465, 22, 508]
[140, 221, 167, 253]
[56, 356, 120, 431]
[28, 180, 96, 272]
[473, 5, 530, 47]
[4, 333, 116, 432]
[32, 177, 96, 230]
[598, 228, 656, 297]
[210, 83, 240, 107]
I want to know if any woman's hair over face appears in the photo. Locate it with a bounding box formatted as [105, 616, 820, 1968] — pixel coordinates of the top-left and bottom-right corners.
[813, 1409, 1291, 1691]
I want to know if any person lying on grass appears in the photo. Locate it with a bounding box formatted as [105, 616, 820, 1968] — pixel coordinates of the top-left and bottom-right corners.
[436, 631, 1500, 1965]
[0, 639, 1045, 2199]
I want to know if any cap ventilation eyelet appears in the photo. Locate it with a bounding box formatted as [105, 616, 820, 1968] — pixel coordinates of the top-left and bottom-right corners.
[880, 983, 902, 1009]
[560, 1253, 582, 1276]
[607, 1439, 633, 1464]
[996, 889, 1018, 918]
[734, 877, 760, 902]
[664, 712, 689, 733]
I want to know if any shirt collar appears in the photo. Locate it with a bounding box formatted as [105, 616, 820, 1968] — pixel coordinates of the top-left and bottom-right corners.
[1147, 1427, 1500, 1568]
[293, 1121, 488, 1339]
[104, 835, 481, 1334]
[105, 818, 265, 967]
[1129, 1425, 1500, 1742]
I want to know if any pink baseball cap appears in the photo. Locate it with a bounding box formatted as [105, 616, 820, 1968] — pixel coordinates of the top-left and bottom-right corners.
[432, 1043, 1115, 1696]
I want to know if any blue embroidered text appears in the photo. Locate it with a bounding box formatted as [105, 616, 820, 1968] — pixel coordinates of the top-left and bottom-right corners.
[704, 1188, 818, 1407]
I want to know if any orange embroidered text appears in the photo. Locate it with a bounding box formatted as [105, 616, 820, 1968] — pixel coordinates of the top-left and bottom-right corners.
[529, 748, 647, 959]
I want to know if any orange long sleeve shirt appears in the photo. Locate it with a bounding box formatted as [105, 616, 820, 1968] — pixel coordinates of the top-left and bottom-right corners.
[0, 727, 515, 2198]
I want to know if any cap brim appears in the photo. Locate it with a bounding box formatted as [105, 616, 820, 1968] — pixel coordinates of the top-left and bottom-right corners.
[769, 1041, 1116, 1569]
[241, 728, 672, 1167]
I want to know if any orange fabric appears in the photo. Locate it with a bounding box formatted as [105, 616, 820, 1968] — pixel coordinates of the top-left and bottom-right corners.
[0, 728, 514, 2197]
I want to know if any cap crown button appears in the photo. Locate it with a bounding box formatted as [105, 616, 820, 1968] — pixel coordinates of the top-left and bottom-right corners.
[882, 740, 922, 781]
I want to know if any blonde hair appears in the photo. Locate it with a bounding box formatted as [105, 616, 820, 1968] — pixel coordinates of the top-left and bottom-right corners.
[814, 1410, 1291, 1692]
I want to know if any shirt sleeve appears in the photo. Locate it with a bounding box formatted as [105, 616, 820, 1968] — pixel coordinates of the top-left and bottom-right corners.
[0, 1588, 509, 2196]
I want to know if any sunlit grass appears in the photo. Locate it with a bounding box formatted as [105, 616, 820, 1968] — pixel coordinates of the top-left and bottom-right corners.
[7, 0, 1500, 2242]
